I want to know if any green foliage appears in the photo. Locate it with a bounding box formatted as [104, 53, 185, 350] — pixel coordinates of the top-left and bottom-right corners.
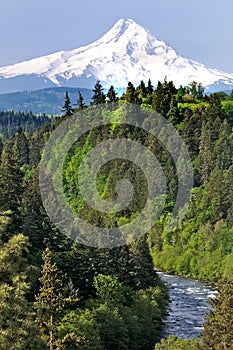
[107, 85, 118, 103]
[0, 110, 51, 140]
[62, 90, 74, 117]
[34, 247, 76, 349]
[155, 335, 200, 349]
[152, 79, 177, 116]
[124, 82, 136, 103]
[0, 234, 45, 349]
[77, 91, 86, 110]
[202, 278, 233, 349]
[2, 78, 233, 349]
[92, 80, 106, 105]
[58, 274, 168, 350]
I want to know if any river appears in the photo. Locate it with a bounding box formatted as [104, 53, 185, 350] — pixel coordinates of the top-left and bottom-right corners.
[158, 272, 217, 339]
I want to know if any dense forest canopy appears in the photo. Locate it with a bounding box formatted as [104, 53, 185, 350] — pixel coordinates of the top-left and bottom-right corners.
[1, 78, 233, 349]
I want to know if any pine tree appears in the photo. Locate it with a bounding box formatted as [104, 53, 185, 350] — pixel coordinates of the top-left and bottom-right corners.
[214, 119, 232, 170]
[202, 278, 233, 349]
[92, 80, 106, 105]
[124, 82, 136, 103]
[0, 139, 24, 241]
[77, 91, 85, 110]
[0, 234, 46, 349]
[208, 93, 223, 122]
[135, 80, 147, 104]
[34, 248, 75, 350]
[146, 79, 154, 95]
[13, 127, 29, 166]
[29, 122, 51, 167]
[62, 91, 73, 117]
[152, 79, 176, 116]
[197, 83, 204, 100]
[22, 167, 55, 251]
[189, 81, 198, 100]
[167, 96, 180, 125]
[107, 85, 118, 103]
[198, 121, 214, 184]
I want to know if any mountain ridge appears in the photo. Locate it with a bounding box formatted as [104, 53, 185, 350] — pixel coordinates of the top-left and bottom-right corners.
[1, 18, 233, 93]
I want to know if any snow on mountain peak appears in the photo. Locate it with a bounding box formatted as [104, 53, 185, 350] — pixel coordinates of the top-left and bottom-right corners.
[0, 18, 233, 93]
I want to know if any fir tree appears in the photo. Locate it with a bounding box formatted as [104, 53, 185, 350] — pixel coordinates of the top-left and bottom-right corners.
[202, 278, 233, 349]
[62, 91, 73, 117]
[197, 83, 204, 100]
[92, 80, 106, 105]
[107, 85, 118, 103]
[146, 79, 154, 95]
[34, 248, 77, 350]
[124, 82, 136, 103]
[152, 79, 176, 116]
[198, 121, 214, 184]
[0, 234, 45, 349]
[135, 80, 147, 104]
[208, 93, 223, 122]
[77, 91, 85, 110]
[214, 119, 232, 170]
[34, 248, 65, 349]
[0, 139, 24, 240]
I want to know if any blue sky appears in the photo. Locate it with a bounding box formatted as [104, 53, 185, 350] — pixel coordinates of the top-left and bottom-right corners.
[1, 0, 233, 72]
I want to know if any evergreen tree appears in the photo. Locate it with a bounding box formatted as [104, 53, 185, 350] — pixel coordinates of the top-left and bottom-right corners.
[146, 79, 154, 95]
[198, 121, 214, 184]
[29, 122, 51, 167]
[208, 93, 223, 122]
[77, 91, 85, 110]
[13, 127, 29, 166]
[197, 83, 204, 100]
[22, 167, 58, 251]
[62, 91, 73, 117]
[0, 234, 45, 349]
[214, 119, 232, 170]
[135, 80, 147, 104]
[92, 80, 106, 105]
[202, 278, 233, 349]
[167, 96, 181, 125]
[107, 85, 118, 103]
[124, 82, 136, 103]
[182, 106, 204, 160]
[152, 79, 176, 116]
[34, 248, 77, 349]
[189, 81, 198, 100]
[34, 248, 66, 350]
[0, 139, 24, 240]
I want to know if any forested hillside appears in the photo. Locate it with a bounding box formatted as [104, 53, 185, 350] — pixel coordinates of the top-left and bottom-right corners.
[0, 94, 168, 348]
[1, 78, 233, 349]
[0, 110, 51, 140]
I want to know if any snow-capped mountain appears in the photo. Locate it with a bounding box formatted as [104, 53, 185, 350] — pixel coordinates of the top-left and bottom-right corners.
[1, 18, 233, 93]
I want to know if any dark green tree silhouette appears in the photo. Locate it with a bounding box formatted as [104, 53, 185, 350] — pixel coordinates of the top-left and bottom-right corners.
[107, 85, 118, 103]
[152, 79, 176, 116]
[0, 139, 24, 240]
[62, 91, 73, 117]
[77, 91, 85, 110]
[125, 82, 136, 103]
[146, 79, 154, 95]
[92, 80, 106, 105]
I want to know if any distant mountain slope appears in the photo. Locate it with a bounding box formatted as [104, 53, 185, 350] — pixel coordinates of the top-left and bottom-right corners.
[1, 19, 233, 93]
[0, 87, 93, 115]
